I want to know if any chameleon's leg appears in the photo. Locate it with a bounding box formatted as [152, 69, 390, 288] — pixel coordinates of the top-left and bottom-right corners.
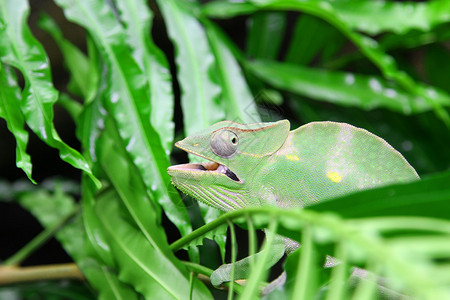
[210, 234, 286, 287]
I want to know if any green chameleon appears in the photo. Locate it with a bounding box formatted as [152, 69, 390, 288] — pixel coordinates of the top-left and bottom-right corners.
[167, 119, 419, 286]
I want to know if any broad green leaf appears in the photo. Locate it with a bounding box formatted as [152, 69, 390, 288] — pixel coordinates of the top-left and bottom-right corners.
[247, 59, 438, 114]
[247, 12, 286, 60]
[205, 21, 261, 123]
[0, 64, 33, 182]
[96, 193, 212, 300]
[115, 0, 175, 155]
[0, 0, 98, 186]
[55, 0, 191, 236]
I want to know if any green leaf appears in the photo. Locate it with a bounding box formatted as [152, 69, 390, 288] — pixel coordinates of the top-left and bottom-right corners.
[239, 219, 279, 299]
[247, 59, 442, 114]
[37, 13, 93, 100]
[156, 0, 225, 243]
[247, 12, 286, 60]
[115, 0, 175, 155]
[328, 0, 450, 35]
[81, 176, 115, 267]
[16, 186, 140, 299]
[78, 258, 141, 300]
[291, 227, 318, 300]
[311, 171, 450, 219]
[0, 64, 34, 182]
[203, 0, 450, 124]
[285, 14, 343, 65]
[55, 0, 191, 236]
[0, 0, 98, 186]
[156, 0, 224, 135]
[205, 1, 450, 35]
[96, 193, 212, 300]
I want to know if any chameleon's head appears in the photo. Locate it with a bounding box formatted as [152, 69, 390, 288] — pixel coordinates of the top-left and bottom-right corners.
[167, 120, 290, 211]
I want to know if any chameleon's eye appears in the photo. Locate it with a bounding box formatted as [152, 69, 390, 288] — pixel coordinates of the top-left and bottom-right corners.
[210, 130, 239, 158]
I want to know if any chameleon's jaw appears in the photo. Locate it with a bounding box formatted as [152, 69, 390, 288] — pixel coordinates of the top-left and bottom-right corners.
[167, 161, 241, 182]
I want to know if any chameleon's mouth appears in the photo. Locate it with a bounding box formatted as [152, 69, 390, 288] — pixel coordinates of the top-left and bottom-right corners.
[167, 162, 240, 182]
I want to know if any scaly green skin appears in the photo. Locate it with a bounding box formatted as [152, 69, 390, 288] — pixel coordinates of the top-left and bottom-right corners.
[167, 119, 419, 212]
[167, 119, 419, 287]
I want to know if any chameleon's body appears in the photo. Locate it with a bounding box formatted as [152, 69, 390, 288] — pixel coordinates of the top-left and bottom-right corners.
[168, 120, 419, 213]
[167, 119, 419, 287]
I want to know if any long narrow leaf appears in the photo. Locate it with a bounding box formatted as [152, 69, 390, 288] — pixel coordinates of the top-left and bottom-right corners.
[204, 0, 450, 35]
[156, 0, 224, 135]
[115, 0, 175, 155]
[0, 0, 98, 185]
[247, 59, 435, 114]
[55, 0, 191, 236]
[155, 0, 225, 239]
[0, 64, 33, 182]
[96, 194, 212, 300]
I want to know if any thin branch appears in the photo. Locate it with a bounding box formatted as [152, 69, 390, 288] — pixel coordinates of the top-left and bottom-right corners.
[0, 263, 84, 285]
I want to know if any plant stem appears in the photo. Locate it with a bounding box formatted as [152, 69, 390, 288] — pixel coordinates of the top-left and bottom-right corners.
[0, 263, 84, 285]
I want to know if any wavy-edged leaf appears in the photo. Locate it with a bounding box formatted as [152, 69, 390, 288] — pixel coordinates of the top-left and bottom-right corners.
[96, 193, 212, 300]
[55, 0, 191, 236]
[205, 22, 261, 123]
[247, 59, 435, 114]
[37, 13, 95, 101]
[329, 0, 450, 35]
[156, 0, 226, 243]
[115, 0, 175, 155]
[156, 0, 224, 135]
[204, 0, 450, 34]
[0, 0, 99, 186]
[0, 64, 33, 182]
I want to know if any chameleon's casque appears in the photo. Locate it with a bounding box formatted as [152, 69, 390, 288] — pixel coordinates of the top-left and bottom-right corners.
[167, 120, 419, 212]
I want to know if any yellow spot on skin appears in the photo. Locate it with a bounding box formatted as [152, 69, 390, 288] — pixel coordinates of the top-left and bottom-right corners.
[327, 171, 342, 183]
[285, 154, 299, 161]
[193, 143, 199, 147]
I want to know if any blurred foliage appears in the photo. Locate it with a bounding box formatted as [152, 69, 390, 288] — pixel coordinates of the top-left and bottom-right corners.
[0, 0, 449, 299]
